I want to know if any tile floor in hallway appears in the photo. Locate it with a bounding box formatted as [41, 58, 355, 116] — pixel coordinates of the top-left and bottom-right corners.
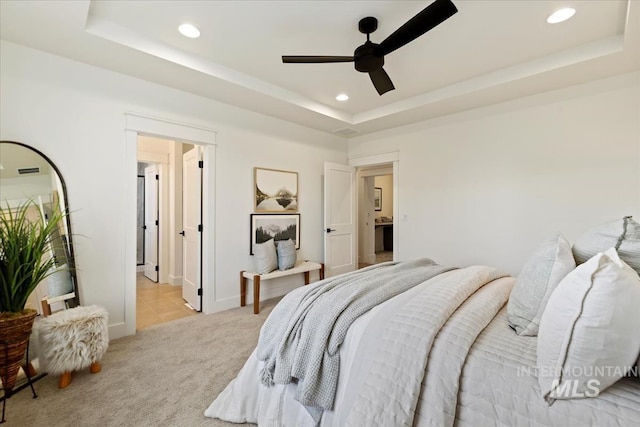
[136, 272, 197, 330]
[358, 251, 394, 269]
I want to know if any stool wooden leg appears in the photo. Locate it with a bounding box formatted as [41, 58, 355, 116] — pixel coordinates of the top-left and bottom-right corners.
[41, 299, 52, 316]
[59, 372, 72, 389]
[22, 362, 37, 377]
[240, 271, 247, 307]
[304, 271, 310, 285]
[320, 263, 325, 280]
[253, 275, 261, 314]
[90, 361, 101, 374]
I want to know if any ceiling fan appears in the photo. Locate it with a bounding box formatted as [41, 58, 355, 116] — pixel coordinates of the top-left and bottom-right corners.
[282, 0, 458, 96]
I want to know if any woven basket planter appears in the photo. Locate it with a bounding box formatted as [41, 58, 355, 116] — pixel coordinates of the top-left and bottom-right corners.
[0, 309, 37, 392]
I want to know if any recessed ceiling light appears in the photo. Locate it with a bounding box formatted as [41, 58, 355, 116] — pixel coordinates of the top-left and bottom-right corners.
[178, 23, 200, 38]
[547, 8, 576, 24]
[336, 94, 349, 101]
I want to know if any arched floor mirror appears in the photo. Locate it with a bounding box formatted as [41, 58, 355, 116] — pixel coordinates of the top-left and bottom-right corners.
[0, 141, 80, 314]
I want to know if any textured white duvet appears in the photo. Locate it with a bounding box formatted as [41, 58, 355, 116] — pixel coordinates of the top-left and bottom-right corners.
[205, 265, 640, 426]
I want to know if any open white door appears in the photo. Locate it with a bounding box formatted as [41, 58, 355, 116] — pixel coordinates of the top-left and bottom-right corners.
[144, 164, 159, 282]
[324, 162, 357, 277]
[182, 146, 202, 311]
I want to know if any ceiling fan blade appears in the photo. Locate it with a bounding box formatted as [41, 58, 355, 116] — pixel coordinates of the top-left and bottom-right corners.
[369, 67, 395, 95]
[282, 56, 355, 63]
[379, 0, 458, 56]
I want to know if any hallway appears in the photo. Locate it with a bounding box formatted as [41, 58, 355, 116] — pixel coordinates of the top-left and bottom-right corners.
[136, 273, 197, 330]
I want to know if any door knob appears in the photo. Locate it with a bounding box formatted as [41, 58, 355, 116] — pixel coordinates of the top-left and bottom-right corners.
[179, 231, 185, 236]
[326, 228, 336, 233]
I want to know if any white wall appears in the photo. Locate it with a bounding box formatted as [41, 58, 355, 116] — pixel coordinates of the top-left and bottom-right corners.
[349, 72, 640, 275]
[0, 41, 347, 338]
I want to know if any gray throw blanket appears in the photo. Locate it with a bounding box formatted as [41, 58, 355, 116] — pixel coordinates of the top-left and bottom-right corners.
[256, 258, 455, 422]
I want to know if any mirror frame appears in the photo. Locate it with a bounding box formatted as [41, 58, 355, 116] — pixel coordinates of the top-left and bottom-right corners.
[0, 140, 80, 307]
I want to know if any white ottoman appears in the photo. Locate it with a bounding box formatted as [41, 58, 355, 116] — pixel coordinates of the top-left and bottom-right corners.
[36, 305, 109, 388]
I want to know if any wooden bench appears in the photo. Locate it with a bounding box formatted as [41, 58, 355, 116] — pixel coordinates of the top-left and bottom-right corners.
[240, 260, 325, 314]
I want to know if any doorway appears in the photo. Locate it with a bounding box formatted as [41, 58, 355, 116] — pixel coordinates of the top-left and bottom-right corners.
[357, 165, 394, 269]
[135, 136, 202, 330]
[323, 153, 398, 278]
[123, 113, 216, 337]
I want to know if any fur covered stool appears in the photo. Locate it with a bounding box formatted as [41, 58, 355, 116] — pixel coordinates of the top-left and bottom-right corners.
[36, 305, 109, 388]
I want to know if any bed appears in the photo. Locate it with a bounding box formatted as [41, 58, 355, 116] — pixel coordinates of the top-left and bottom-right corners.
[205, 254, 640, 426]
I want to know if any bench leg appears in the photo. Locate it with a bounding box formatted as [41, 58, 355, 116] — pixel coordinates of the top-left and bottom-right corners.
[253, 275, 261, 314]
[320, 263, 325, 280]
[304, 271, 310, 285]
[240, 271, 247, 307]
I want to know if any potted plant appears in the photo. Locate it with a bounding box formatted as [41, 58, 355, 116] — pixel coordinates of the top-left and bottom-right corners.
[0, 199, 66, 392]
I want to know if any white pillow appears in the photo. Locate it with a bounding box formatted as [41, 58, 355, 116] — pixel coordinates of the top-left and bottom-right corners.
[507, 234, 575, 336]
[537, 248, 640, 403]
[276, 239, 296, 271]
[572, 216, 640, 276]
[253, 239, 277, 274]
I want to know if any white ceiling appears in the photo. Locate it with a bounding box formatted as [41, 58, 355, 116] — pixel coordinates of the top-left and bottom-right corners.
[1, 1, 638, 137]
[0, 143, 52, 179]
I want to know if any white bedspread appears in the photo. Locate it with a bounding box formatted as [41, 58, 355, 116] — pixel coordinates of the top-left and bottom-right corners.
[205, 264, 640, 426]
[256, 259, 452, 421]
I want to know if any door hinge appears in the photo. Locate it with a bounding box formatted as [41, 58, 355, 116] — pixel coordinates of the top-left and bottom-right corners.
[197, 288, 202, 296]
[198, 160, 203, 168]
[155, 174, 159, 180]
[155, 220, 159, 226]
[155, 265, 159, 272]
[198, 224, 203, 232]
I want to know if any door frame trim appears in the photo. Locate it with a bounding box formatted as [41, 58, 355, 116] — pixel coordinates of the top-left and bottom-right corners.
[124, 113, 216, 336]
[348, 152, 400, 262]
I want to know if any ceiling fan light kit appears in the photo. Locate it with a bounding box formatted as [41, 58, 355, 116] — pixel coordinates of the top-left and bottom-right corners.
[282, 0, 458, 96]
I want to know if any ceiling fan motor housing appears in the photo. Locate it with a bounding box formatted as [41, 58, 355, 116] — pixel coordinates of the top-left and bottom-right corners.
[355, 17, 384, 73]
[354, 42, 384, 73]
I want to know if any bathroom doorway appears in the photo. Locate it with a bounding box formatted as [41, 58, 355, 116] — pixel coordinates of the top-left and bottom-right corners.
[357, 164, 394, 269]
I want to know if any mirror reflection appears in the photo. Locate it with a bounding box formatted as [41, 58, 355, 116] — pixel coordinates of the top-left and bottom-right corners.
[0, 141, 80, 314]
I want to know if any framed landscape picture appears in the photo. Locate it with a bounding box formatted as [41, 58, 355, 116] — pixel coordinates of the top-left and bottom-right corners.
[250, 213, 300, 255]
[254, 167, 298, 212]
[374, 187, 382, 211]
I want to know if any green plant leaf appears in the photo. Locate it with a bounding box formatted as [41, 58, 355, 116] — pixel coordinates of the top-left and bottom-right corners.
[0, 199, 69, 312]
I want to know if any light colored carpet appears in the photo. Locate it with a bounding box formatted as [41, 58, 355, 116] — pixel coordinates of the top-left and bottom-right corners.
[6, 298, 282, 426]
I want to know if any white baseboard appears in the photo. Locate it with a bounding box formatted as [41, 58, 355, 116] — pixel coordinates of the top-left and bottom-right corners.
[207, 296, 240, 314]
[136, 265, 144, 273]
[108, 321, 128, 340]
[168, 275, 182, 286]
